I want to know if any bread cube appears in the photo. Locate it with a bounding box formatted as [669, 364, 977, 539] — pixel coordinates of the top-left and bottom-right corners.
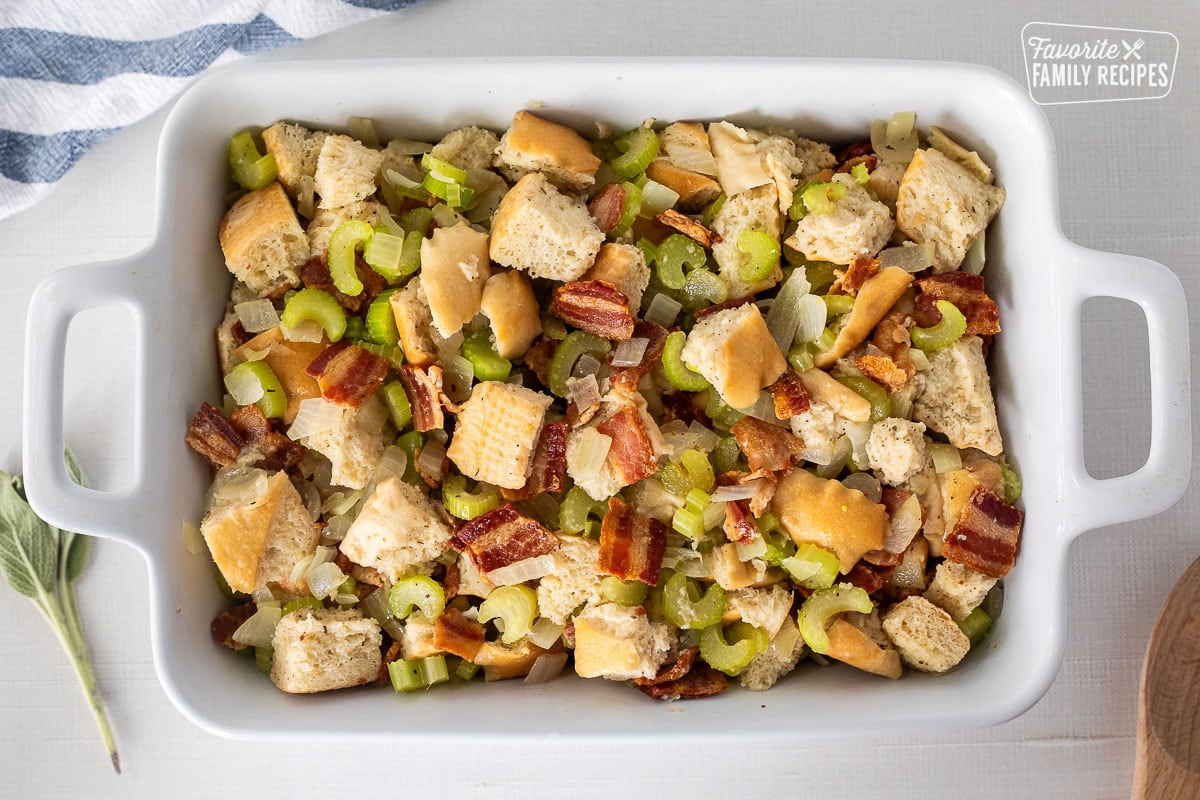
[313, 133, 384, 209]
[724, 584, 794, 638]
[399, 616, 441, 660]
[645, 160, 722, 211]
[770, 468, 888, 574]
[261, 121, 328, 197]
[707, 543, 779, 591]
[270, 608, 381, 694]
[659, 121, 719, 176]
[295, 393, 389, 490]
[218, 182, 310, 297]
[866, 417, 929, 486]
[812, 266, 913, 370]
[680, 303, 787, 410]
[739, 615, 805, 691]
[420, 221, 492, 338]
[234, 327, 325, 425]
[580, 243, 651, 310]
[200, 469, 320, 595]
[707, 120, 773, 197]
[479, 269, 543, 359]
[925, 560, 997, 622]
[493, 110, 600, 192]
[489, 172, 604, 282]
[710, 185, 784, 297]
[882, 595, 971, 673]
[305, 199, 387, 255]
[785, 173, 894, 266]
[572, 604, 673, 681]
[796, 368, 872, 423]
[340, 475, 455, 582]
[536, 534, 604, 625]
[446, 381, 554, 490]
[912, 335, 1003, 456]
[825, 618, 902, 679]
[896, 148, 1005, 272]
[430, 125, 501, 171]
[389, 276, 437, 367]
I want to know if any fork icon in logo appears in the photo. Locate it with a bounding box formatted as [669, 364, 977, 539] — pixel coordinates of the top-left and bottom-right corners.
[1122, 38, 1145, 60]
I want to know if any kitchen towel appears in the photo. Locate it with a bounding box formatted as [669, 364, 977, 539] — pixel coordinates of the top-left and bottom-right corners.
[0, 0, 422, 221]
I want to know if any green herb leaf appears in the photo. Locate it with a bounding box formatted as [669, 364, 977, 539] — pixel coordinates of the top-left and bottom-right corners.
[0, 473, 57, 599]
[61, 450, 91, 582]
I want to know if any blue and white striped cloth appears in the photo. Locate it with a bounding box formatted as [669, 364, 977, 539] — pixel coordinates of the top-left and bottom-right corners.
[0, 0, 422, 221]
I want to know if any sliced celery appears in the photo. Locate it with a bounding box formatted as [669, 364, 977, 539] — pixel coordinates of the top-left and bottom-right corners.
[710, 435, 742, 476]
[600, 576, 649, 607]
[661, 330, 709, 392]
[344, 316, 365, 341]
[441, 475, 502, 521]
[736, 230, 781, 284]
[850, 162, 870, 185]
[396, 430, 425, 486]
[387, 575, 445, 620]
[958, 606, 993, 647]
[559, 486, 608, 536]
[228, 131, 277, 191]
[388, 659, 424, 692]
[821, 293, 855, 317]
[364, 290, 400, 345]
[1001, 462, 1022, 504]
[804, 261, 838, 294]
[460, 328, 512, 382]
[281, 287, 346, 342]
[363, 230, 406, 281]
[282, 596, 323, 615]
[328, 220, 375, 296]
[381, 380, 413, 431]
[399, 206, 434, 236]
[611, 125, 661, 179]
[796, 583, 872, 654]
[224, 360, 286, 419]
[478, 585, 538, 644]
[681, 268, 728, 310]
[656, 234, 707, 291]
[701, 193, 727, 226]
[671, 505, 706, 540]
[781, 543, 840, 590]
[700, 621, 768, 676]
[608, 181, 643, 239]
[837, 375, 892, 424]
[911, 299, 967, 352]
[254, 645, 273, 674]
[547, 331, 611, 397]
[662, 572, 726, 630]
[679, 450, 715, 493]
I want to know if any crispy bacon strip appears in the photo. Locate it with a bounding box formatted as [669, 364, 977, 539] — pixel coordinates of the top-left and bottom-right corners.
[609, 320, 668, 394]
[872, 312, 916, 385]
[723, 499, 758, 545]
[300, 252, 385, 314]
[186, 402, 245, 468]
[379, 640, 403, 683]
[834, 257, 881, 297]
[399, 364, 446, 432]
[588, 183, 625, 233]
[550, 280, 636, 341]
[943, 484, 1023, 578]
[837, 140, 874, 164]
[522, 336, 557, 390]
[693, 294, 754, 319]
[228, 404, 306, 472]
[637, 663, 728, 700]
[746, 473, 777, 518]
[210, 602, 256, 651]
[655, 209, 718, 247]
[598, 496, 667, 586]
[855, 353, 909, 394]
[838, 153, 879, 173]
[730, 416, 804, 474]
[450, 504, 560, 573]
[845, 561, 895, 594]
[914, 272, 1001, 336]
[433, 608, 485, 660]
[596, 405, 662, 486]
[307, 343, 389, 408]
[635, 647, 699, 686]
[767, 369, 810, 419]
[502, 421, 569, 502]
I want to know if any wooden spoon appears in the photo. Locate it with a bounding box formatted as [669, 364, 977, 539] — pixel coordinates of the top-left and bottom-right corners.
[1134, 555, 1200, 798]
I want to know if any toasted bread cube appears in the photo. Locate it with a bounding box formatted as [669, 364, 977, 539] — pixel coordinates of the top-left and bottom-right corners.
[313, 133, 384, 209]
[270, 608, 381, 693]
[399, 616, 442, 660]
[295, 393, 389, 490]
[261, 121, 328, 197]
[797, 368, 872, 423]
[430, 125, 501, 171]
[536, 534, 604, 625]
[447, 381, 554, 490]
[479, 269, 542, 359]
[305, 199, 387, 254]
[474, 639, 552, 681]
[420, 221, 492, 338]
[215, 281, 257, 375]
[724, 585, 794, 638]
[912, 335, 1003, 456]
[680, 303, 787, 410]
[882, 595, 970, 673]
[235, 327, 325, 425]
[896, 148, 1005, 272]
[710, 184, 783, 297]
[792, 136, 838, 179]
[708, 120, 773, 197]
[785, 173, 894, 266]
[580, 243, 651, 310]
[925, 560, 997, 622]
[489, 173, 604, 282]
[659, 121, 719, 176]
[572, 604, 673, 681]
[645, 160, 721, 212]
[493, 110, 600, 192]
[739, 615, 805, 691]
[218, 182, 309, 297]
[200, 469, 320, 595]
[867, 417, 929, 486]
[771, 469, 888, 574]
[707, 543, 781, 591]
[866, 159, 908, 211]
[340, 475, 455, 582]
[825, 618, 902, 679]
[928, 126, 995, 184]
[389, 276, 437, 367]
[812, 266, 913, 369]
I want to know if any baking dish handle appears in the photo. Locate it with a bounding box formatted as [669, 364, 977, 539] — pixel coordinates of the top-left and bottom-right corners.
[1064, 245, 1191, 535]
[23, 255, 152, 549]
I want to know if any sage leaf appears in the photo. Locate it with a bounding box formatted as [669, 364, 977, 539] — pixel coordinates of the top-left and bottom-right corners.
[0, 474, 57, 598]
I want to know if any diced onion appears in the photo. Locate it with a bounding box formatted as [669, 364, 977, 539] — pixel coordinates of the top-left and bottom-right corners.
[347, 116, 379, 148]
[879, 242, 935, 273]
[357, 394, 389, 436]
[232, 603, 282, 648]
[234, 299, 281, 334]
[909, 348, 931, 371]
[251, 585, 276, 605]
[764, 267, 812, 353]
[963, 233, 986, 275]
[287, 398, 344, 440]
[441, 353, 474, 404]
[485, 553, 557, 586]
[871, 113, 919, 164]
[527, 618, 565, 649]
[572, 353, 603, 379]
[566, 428, 612, 484]
[417, 438, 448, 482]
[662, 545, 707, 578]
[611, 337, 650, 368]
[524, 652, 569, 684]
[281, 319, 324, 343]
[813, 434, 852, 476]
[844, 421, 872, 469]
[431, 203, 463, 228]
[386, 138, 434, 156]
[209, 465, 269, 508]
[181, 519, 205, 556]
[842, 472, 882, 504]
[306, 561, 347, 600]
[883, 494, 923, 553]
[638, 179, 680, 218]
[701, 499, 727, 531]
[321, 514, 353, 544]
[289, 554, 315, 585]
[735, 533, 768, 562]
[240, 347, 270, 362]
[710, 481, 764, 502]
[385, 167, 421, 190]
[737, 391, 786, 426]
[664, 419, 722, 458]
[566, 374, 601, 412]
[645, 293, 683, 328]
[324, 490, 362, 517]
[929, 443, 963, 474]
[224, 366, 264, 406]
[292, 477, 322, 521]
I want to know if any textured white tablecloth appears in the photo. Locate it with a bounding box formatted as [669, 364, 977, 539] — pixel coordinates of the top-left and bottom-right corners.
[2, 1, 1196, 797]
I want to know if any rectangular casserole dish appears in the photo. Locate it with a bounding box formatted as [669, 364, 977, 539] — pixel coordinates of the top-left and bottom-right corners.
[22, 58, 1191, 740]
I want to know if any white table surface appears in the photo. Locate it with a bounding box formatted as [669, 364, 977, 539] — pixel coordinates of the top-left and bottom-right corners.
[3, 1, 1197, 796]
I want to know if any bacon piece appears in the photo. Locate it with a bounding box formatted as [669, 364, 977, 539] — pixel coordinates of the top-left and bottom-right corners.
[399, 364, 446, 432]
[837, 139, 874, 164]
[767, 370, 810, 419]
[838, 153, 879, 173]
[635, 647, 699, 686]
[655, 209, 718, 248]
[596, 405, 662, 486]
[693, 294, 754, 319]
[746, 473, 778, 518]
[943, 485, 1023, 578]
[609, 320, 668, 394]
[598, 496, 667, 586]
[872, 312, 916, 383]
[730, 417, 804, 474]
[723, 499, 758, 545]
[379, 640, 403, 684]
[845, 561, 895, 594]
[299, 252, 386, 314]
[228, 404, 307, 472]
[306, 343, 389, 408]
[186, 402, 245, 468]
[833, 257, 880, 297]
[637, 663, 728, 700]
[914, 272, 1001, 336]
[550, 280, 636, 341]
[450, 504, 560, 573]
[855, 353, 909, 394]
[522, 336, 557, 391]
[210, 602, 256, 651]
[660, 390, 708, 427]
[502, 421, 569, 502]
[588, 183, 626, 233]
[433, 608, 485, 660]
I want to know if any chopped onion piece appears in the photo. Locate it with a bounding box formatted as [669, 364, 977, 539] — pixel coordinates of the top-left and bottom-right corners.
[645, 293, 683, 328]
[347, 116, 379, 148]
[572, 353, 603, 379]
[662, 545, 707, 578]
[701, 499, 727, 531]
[527, 618, 565, 649]
[909, 348, 932, 371]
[251, 585, 276, 605]
[357, 394, 390, 436]
[842, 472, 882, 504]
[844, 420, 872, 469]
[292, 477, 322, 521]
[566, 374, 601, 411]
[336, 593, 359, 606]
[764, 267, 812, 353]
[431, 203, 464, 228]
[485, 553, 557, 586]
[287, 398, 345, 441]
[240, 347, 270, 362]
[811, 434, 852, 475]
[181, 519, 205, 556]
[611, 337, 650, 368]
[234, 299, 281, 334]
[871, 114, 919, 164]
[209, 465, 269, 508]
[306, 561, 347, 600]
[638, 179, 680, 217]
[883, 494, 923, 553]
[963, 233, 986, 275]
[289, 554, 315, 585]
[417, 437, 448, 482]
[735, 533, 768, 562]
[385, 167, 421, 190]
[566, 428, 612, 484]
[929, 443, 963, 474]
[524, 652, 569, 684]
[224, 365, 264, 406]
[281, 319, 324, 343]
[737, 391, 787, 426]
[321, 514, 353, 544]
[386, 138, 434, 155]
[710, 481, 764, 503]
[440, 352, 474, 404]
[879, 242, 935, 273]
[232, 603, 282, 648]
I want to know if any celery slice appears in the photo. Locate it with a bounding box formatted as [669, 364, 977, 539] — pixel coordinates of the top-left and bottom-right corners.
[281, 288, 346, 343]
[710, 435, 742, 476]
[781, 543, 840, 590]
[228, 131, 277, 191]
[363, 231, 406, 281]
[364, 290, 400, 345]
[662, 572, 726, 630]
[700, 621, 768, 676]
[821, 293, 855, 317]
[958, 606, 993, 647]
[679, 450, 715, 493]
[797, 583, 872, 654]
[656, 234, 707, 291]
[388, 659, 425, 692]
[478, 585, 539, 644]
[911, 300, 967, 352]
[837, 375, 892, 424]
[254, 645, 273, 674]
[381, 380, 413, 431]
[736, 230, 780, 284]
[396, 430, 425, 486]
[850, 162, 870, 185]
[328, 220, 374, 296]
[600, 576, 649, 607]
[460, 329, 512, 382]
[558, 486, 607, 536]
[282, 597, 323, 616]
[387, 575, 446, 621]
[224, 360, 286, 419]
[441, 475, 502, 521]
[661, 330, 709, 392]
[608, 181, 643, 239]
[611, 125, 661, 179]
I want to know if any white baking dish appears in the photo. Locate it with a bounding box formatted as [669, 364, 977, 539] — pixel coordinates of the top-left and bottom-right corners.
[22, 58, 1191, 739]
